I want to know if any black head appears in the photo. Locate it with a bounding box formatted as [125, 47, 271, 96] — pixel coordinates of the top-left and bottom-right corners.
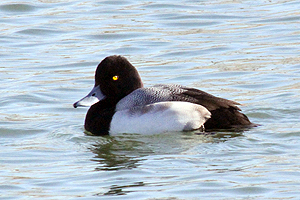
[95, 55, 143, 102]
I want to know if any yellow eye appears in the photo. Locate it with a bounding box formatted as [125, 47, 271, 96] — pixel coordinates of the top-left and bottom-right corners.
[112, 75, 119, 81]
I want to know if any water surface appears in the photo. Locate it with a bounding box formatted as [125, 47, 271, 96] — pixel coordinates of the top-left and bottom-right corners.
[1, 0, 300, 199]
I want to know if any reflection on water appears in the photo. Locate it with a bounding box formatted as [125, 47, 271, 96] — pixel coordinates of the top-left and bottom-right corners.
[89, 131, 244, 171]
[98, 181, 146, 196]
[91, 136, 147, 171]
[89, 131, 247, 196]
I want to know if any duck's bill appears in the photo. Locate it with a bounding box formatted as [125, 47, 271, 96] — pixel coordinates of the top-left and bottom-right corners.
[73, 85, 105, 108]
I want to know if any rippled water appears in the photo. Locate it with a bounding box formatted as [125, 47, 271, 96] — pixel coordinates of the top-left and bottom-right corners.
[1, 0, 300, 199]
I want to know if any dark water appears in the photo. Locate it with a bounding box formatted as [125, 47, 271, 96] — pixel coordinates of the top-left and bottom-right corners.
[1, 0, 300, 199]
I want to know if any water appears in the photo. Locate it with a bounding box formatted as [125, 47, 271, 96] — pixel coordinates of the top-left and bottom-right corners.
[1, 0, 300, 199]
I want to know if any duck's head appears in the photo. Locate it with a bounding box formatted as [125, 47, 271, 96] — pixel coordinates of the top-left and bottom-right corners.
[73, 55, 143, 108]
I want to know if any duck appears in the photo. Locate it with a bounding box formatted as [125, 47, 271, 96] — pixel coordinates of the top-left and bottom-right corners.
[73, 55, 254, 136]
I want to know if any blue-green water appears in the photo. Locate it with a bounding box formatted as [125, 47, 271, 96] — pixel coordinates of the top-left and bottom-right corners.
[1, 0, 300, 199]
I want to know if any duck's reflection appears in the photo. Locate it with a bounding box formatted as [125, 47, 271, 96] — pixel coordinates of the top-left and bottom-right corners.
[88, 131, 245, 196]
[95, 182, 145, 196]
[89, 131, 244, 171]
[90, 135, 150, 170]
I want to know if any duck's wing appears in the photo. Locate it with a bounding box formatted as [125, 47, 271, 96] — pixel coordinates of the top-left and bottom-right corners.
[163, 85, 253, 128]
[115, 84, 177, 111]
[116, 84, 239, 112]
[157, 84, 241, 111]
[116, 84, 253, 129]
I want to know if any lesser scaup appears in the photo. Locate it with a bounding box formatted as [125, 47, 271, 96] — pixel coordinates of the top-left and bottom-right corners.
[73, 55, 254, 135]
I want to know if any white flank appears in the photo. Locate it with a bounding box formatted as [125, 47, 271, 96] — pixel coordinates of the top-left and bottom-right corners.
[109, 101, 211, 135]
